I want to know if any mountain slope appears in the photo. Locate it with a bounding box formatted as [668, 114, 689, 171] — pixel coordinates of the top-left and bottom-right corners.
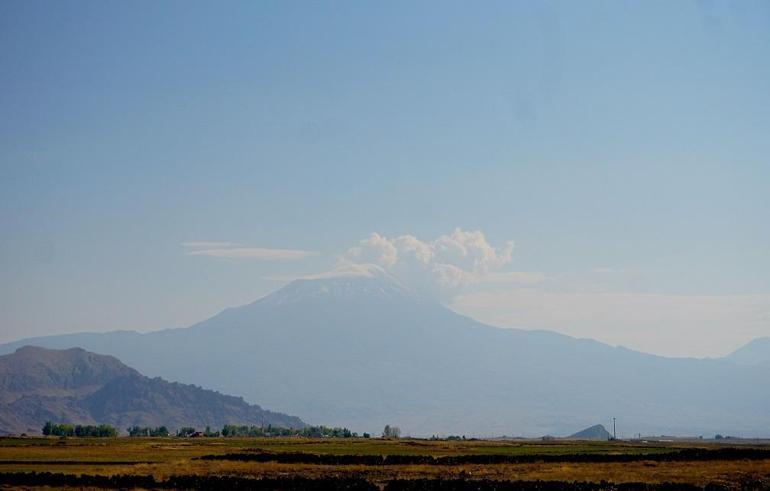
[0, 346, 304, 435]
[725, 337, 770, 366]
[2, 269, 769, 437]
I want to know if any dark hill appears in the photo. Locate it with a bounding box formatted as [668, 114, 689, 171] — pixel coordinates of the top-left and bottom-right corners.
[568, 424, 612, 440]
[0, 346, 303, 434]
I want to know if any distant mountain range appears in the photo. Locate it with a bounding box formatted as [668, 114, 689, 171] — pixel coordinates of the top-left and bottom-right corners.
[0, 346, 304, 435]
[1, 265, 768, 437]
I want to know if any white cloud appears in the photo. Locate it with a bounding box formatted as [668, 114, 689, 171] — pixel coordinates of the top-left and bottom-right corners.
[343, 228, 514, 297]
[182, 242, 316, 260]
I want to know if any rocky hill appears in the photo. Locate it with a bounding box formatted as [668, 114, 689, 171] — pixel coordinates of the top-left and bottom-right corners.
[0, 346, 304, 435]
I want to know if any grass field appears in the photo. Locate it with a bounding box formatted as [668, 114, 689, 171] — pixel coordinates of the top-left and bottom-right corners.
[1, 436, 769, 489]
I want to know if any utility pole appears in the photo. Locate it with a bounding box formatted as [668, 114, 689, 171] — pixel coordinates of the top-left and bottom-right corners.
[613, 418, 616, 440]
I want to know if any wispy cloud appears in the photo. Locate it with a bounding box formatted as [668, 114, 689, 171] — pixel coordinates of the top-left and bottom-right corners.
[182, 242, 316, 260]
[181, 241, 240, 249]
[477, 271, 551, 286]
[591, 267, 632, 274]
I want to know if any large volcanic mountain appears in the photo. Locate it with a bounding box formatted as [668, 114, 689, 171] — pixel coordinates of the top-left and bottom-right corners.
[2, 266, 768, 436]
[0, 346, 304, 435]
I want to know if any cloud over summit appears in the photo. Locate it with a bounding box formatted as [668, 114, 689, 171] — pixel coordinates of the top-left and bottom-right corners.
[343, 228, 514, 298]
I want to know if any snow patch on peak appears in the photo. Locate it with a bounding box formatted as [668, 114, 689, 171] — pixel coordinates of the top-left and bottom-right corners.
[261, 264, 414, 306]
[302, 263, 400, 282]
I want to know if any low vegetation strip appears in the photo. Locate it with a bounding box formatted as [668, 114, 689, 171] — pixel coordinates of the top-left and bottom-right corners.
[0, 472, 375, 490]
[385, 480, 707, 491]
[0, 472, 752, 491]
[0, 460, 153, 465]
[0, 472, 761, 490]
[198, 447, 770, 465]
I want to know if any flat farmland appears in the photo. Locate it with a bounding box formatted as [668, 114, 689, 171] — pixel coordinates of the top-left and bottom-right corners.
[1, 437, 769, 489]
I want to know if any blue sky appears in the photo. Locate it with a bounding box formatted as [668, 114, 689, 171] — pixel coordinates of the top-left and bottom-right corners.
[1, 0, 769, 356]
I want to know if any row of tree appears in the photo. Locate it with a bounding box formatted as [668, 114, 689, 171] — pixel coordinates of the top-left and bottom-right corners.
[220, 424, 359, 438]
[176, 426, 221, 437]
[126, 426, 170, 437]
[42, 422, 118, 437]
[43, 422, 398, 439]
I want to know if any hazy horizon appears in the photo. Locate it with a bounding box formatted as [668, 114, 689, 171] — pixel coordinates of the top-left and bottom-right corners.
[2, 1, 769, 358]
[2, 264, 767, 361]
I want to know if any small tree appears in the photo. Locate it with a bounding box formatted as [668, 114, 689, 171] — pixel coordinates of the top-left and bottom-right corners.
[177, 427, 196, 437]
[152, 426, 169, 437]
[204, 426, 219, 437]
[382, 425, 401, 438]
[97, 424, 118, 437]
[59, 424, 75, 437]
